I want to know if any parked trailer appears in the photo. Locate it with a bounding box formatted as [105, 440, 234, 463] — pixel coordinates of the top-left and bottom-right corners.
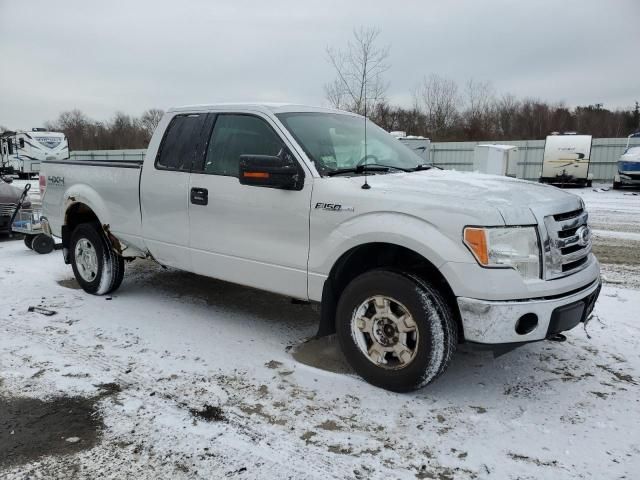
[539, 133, 593, 187]
[613, 132, 640, 189]
[0, 129, 69, 178]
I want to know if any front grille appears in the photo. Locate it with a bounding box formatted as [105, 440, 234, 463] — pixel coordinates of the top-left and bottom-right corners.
[0, 203, 17, 217]
[543, 207, 591, 279]
[553, 209, 583, 222]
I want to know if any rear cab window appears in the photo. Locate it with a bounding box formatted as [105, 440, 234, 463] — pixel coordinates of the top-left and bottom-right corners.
[155, 113, 209, 171]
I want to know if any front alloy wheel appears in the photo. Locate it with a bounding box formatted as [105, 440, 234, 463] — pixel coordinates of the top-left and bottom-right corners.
[336, 270, 458, 392]
[351, 295, 419, 369]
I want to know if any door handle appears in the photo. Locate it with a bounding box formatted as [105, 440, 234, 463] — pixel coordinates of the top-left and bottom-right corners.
[190, 187, 208, 205]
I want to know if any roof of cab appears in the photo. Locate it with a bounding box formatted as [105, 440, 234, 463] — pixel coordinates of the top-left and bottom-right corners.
[168, 102, 358, 116]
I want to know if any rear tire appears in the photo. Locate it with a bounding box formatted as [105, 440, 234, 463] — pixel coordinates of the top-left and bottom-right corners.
[70, 223, 125, 295]
[612, 181, 622, 190]
[336, 270, 458, 392]
[32, 234, 54, 254]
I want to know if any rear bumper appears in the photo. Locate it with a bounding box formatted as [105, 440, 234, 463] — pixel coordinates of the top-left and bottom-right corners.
[617, 173, 640, 185]
[457, 278, 601, 344]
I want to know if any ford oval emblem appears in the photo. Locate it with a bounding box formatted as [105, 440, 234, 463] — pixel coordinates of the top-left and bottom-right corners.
[576, 225, 591, 247]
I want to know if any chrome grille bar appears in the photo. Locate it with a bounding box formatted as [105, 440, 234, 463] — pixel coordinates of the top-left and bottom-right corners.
[543, 208, 592, 279]
[0, 203, 17, 216]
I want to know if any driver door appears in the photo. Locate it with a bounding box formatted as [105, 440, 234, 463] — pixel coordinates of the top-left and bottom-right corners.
[188, 112, 312, 299]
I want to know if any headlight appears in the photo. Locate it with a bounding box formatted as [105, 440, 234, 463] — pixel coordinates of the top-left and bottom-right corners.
[463, 226, 541, 280]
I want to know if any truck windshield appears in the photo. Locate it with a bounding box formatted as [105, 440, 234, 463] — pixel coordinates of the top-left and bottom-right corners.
[276, 112, 424, 175]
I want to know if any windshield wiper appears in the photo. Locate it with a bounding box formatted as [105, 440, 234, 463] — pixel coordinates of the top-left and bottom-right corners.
[326, 164, 405, 177]
[410, 164, 441, 171]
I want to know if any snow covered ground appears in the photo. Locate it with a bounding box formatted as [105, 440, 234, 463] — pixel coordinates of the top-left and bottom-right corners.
[1, 187, 639, 479]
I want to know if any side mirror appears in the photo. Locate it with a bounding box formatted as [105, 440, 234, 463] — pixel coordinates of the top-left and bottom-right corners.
[2, 176, 13, 184]
[239, 154, 303, 190]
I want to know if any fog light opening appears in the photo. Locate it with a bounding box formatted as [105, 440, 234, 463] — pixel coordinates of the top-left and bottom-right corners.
[515, 313, 538, 335]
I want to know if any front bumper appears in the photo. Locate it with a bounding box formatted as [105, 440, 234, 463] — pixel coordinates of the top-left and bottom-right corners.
[457, 278, 601, 344]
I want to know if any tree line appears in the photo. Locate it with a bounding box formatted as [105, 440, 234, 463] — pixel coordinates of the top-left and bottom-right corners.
[42, 109, 164, 150]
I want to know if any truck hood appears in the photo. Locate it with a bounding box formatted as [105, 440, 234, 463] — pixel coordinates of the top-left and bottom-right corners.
[348, 169, 582, 224]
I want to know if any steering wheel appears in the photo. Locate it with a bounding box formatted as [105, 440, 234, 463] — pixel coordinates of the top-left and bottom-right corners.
[356, 154, 380, 167]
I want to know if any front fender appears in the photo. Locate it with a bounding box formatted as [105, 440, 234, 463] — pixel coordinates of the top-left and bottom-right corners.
[308, 211, 473, 300]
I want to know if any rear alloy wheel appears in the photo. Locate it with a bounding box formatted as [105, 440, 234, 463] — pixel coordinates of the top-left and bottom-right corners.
[70, 223, 125, 295]
[336, 270, 458, 392]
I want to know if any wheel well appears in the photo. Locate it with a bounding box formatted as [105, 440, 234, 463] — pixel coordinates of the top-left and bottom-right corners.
[318, 243, 463, 341]
[61, 203, 99, 263]
[65, 202, 99, 233]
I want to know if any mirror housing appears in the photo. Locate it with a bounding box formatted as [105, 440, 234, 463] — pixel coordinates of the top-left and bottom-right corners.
[2, 175, 13, 184]
[239, 154, 303, 190]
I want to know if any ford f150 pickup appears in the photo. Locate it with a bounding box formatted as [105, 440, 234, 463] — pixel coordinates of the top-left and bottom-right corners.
[41, 103, 601, 392]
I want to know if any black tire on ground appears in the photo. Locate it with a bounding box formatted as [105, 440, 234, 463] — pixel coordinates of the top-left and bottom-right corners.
[32, 234, 54, 254]
[612, 181, 621, 190]
[24, 235, 35, 250]
[70, 222, 125, 295]
[586, 180, 593, 188]
[336, 269, 458, 392]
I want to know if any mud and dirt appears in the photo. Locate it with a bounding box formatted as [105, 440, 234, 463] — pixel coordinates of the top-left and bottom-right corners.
[291, 335, 353, 374]
[0, 395, 103, 468]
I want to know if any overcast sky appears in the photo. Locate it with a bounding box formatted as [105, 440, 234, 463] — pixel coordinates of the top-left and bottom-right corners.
[1, 0, 639, 129]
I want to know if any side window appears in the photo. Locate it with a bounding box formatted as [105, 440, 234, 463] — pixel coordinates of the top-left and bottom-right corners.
[156, 114, 206, 171]
[203, 114, 284, 177]
[8, 139, 14, 155]
[19, 138, 25, 148]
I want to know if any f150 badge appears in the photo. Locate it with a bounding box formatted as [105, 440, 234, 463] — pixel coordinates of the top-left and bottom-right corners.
[315, 202, 354, 212]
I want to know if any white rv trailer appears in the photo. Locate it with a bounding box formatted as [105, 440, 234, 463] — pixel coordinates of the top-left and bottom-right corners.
[0, 129, 69, 178]
[613, 132, 640, 189]
[539, 133, 593, 187]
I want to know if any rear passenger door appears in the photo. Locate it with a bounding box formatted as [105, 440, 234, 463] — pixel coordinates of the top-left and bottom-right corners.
[140, 112, 212, 270]
[188, 112, 312, 299]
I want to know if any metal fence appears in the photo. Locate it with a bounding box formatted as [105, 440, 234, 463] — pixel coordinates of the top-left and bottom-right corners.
[430, 137, 640, 181]
[70, 137, 639, 182]
[69, 149, 146, 162]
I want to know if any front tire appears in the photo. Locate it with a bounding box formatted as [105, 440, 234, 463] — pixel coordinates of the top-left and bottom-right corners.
[336, 270, 458, 392]
[70, 223, 125, 295]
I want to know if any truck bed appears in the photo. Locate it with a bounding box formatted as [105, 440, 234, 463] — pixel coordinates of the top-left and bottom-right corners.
[42, 158, 145, 252]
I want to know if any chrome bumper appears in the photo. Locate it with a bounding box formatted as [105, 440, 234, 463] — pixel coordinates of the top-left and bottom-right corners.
[457, 279, 601, 344]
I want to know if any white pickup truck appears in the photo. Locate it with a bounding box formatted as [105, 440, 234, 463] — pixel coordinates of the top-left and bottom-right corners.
[41, 103, 601, 392]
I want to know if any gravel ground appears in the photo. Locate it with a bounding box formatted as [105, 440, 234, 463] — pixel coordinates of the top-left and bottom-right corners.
[0, 186, 639, 479]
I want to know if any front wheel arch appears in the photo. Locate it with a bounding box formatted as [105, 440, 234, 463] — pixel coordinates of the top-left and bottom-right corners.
[318, 242, 462, 341]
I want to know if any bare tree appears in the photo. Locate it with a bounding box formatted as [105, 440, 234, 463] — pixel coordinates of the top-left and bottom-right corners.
[496, 93, 519, 138]
[463, 79, 496, 139]
[325, 27, 390, 115]
[140, 108, 165, 139]
[414, 74, 459, 138]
